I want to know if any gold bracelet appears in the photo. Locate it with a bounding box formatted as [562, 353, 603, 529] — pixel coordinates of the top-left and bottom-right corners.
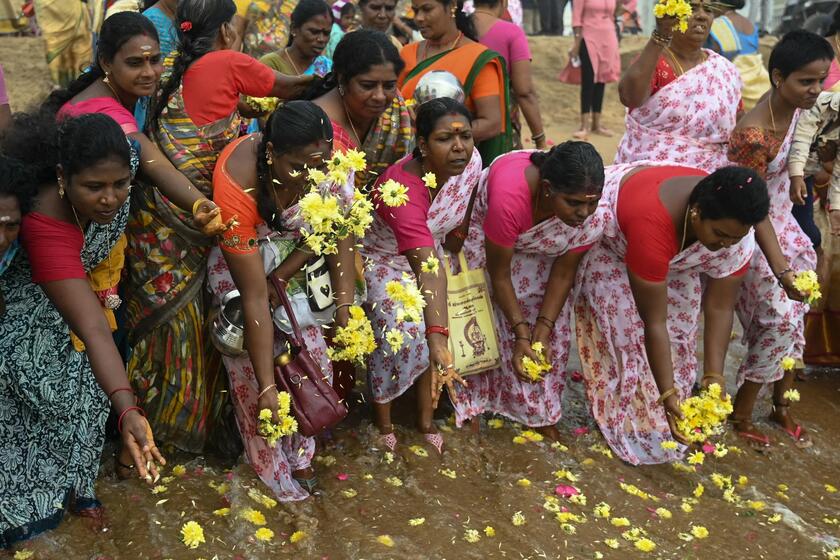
[656, 387, 677, 404]
[258, 384, 277, 399]
[192, 197, 210, 216]
[814, 179, 831, 189]
[701, 373, 726, 386]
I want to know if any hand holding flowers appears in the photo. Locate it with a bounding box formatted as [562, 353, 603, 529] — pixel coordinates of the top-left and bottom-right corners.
[257, 390, 298, 447]
[653, 0, 692, 33]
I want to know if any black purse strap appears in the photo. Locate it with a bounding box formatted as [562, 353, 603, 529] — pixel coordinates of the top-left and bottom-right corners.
[268, 272, 304, 349]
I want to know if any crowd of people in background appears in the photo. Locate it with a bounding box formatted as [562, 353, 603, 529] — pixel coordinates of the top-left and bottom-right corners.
[1, 0, 840, 550]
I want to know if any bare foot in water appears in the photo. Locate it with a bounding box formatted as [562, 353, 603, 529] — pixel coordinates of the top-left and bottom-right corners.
[74, 501, 108, 534]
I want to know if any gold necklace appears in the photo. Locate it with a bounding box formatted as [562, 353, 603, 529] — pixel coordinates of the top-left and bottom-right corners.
[665, 47, 685, 76]
[284, 47, 302, 75]
[103, 76, 125, 106]
[679, 204, 691, 252]
[341, 100, 363, 147]
[70, 203, 122, 309]
[421, 31, 462, 61]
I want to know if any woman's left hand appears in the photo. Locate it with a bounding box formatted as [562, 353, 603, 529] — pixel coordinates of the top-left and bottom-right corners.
[428, 340, 467, 409]
[193, 200, 228, 236]
[778, 270, 806, 302]
[531, 323, 553, 363]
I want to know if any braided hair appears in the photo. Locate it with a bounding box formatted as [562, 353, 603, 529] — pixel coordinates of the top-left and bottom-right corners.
[689, 166, 769, 226]
[151, 0, 237, 131]
[256, 101, 333, 231]
[529, 141, 604, 195]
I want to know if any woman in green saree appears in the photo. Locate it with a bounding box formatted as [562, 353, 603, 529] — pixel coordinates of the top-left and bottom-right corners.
[397, 0, 512, 164]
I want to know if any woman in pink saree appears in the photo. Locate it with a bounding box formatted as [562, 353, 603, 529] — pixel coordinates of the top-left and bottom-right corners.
[452, 144, 607, 439]
[616, 1, 741, 172]
[575, 164, 769, 465]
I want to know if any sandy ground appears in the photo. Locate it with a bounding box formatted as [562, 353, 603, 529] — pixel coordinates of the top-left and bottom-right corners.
[2, 31, 840, 560]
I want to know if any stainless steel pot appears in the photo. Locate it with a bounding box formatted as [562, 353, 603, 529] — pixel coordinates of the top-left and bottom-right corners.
[210, 289, 246, 357]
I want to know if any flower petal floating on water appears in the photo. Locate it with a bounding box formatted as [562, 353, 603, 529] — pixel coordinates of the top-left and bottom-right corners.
[172, 464, 187, 477]
[341, 488, 358, 498]
[239, 508, 267, 526]
[593, 502, 611, 518]
[484, 526, 496, 537]
[604, 538, 619, 549]
[385, 476, 403, 486]
[655, 507, 672, 519]
[151, 485, 167, 494]
[409, 517, 425, 526]
[487, 418, 504, 429]
[634, 537, 656, 552]
[464, 529, 481, 543]
[181, 521, 206, 549]
[409, 445, 429, 457]
[13, 551, 34, 560]
[687, 451, 705, 465]
[826, 484, 838, 493]
[255, 528, 274, 542]
[611, 517, 631, 527]
[516, 478, 531, 487]
[290, 530, 307, 543]
[690, 525, 709, 539]
[511, 511, 526, 526]
[376, 535, 395, 547]
[213, 507, 230, 517]
[768, 513, 782, 523]
[693, 483, 705, 498]
[439, 468, 457, 479]
[248, 488, 278, 509]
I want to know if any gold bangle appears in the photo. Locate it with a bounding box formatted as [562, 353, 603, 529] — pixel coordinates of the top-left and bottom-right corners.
[656, 387, 677, 404]
[814, 180, 831, 189]
[192, 197, 209, 216]
[258, 384, 277, 399]
[701, 373, 726, 386]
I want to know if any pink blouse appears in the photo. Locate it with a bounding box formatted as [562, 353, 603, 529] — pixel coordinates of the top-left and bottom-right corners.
[479, 20, 531, 73]
[373, 157, 435, 252]
[58, 97, 139, 134]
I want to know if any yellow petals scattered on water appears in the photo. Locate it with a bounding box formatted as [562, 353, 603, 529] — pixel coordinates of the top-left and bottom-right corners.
[484, 526, 496, 537]
[511, 511, 526, 526]
[520, 430, 544, 442]
[408, 517, 425, 526]
[660, 440, 678, 450]
[239, 508, 267, 526]
[560, 522, 577, 534]
[13, 551, 34, 560]
[768, 513, 782, 523]
[738, 475, 749, 486]
[171, 464, 187, 476]
[826, 484, 838, 493]
[747, 500, 767, 511]
[290, 530, 307, 543]
[826, 547, 840, 560]
[439, 469, 457, 479]
[604, 538, 619, 549]
[255, 528, 274, 542]
[555, 469, 578, 482]
[672, 462, 696, 473]
[209, 481, 230, 495]
[693, 483, 705, 498]
[611, 517, 631, 527]
[488, 418, 504, 429]
[213, 507, 230, 517]
[690, 525, 710, 539]
[570, 493, 587, 506]
[363, 473, 374, 480]
[713, 443, 729, 458]
[516, 478, 531, 487]
[619, 482, 654, 500]
[687, 451, 705, 465]
[248, 488, 278, 509]
[551, 441, 569, 452]
[341, 488, 358, 498]
[543, 496, 562, 513]
[634, 537, 656, 552]
[593, 502, 611, 518]
[589, 443, 613, 459]
[151, 485, 167, 494]
[655, 507, 672, 519]
[384, 451, 394, 464]
[385, 476, 403, 486]
[314, 455, 337, 466]
[783, 388, 801, 402]
[723, 487, 738, 504]
[180, 521, 205, 549]
[512, 436, 528, 444]
[376, 535, 395, 547]
[581, 457, 595, 466]
[464, 529, 481, 543]
[681, 500, 694, 513]
[711, 473, 732, 490]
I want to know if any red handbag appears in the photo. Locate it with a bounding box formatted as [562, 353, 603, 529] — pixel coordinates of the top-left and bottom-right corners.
[557, 58, 582, 85]
[270, 274, 348, 437]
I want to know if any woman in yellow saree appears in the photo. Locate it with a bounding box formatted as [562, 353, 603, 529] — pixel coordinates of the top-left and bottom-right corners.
[398, 0, 511, 164]
[33, 0, 93, 87]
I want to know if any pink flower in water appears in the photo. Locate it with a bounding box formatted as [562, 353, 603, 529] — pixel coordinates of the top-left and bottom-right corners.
[226, 471, 234, 481]
[337, 473, 349, 481]
[555, 484, 580, 498]
[572, 427, 589, 437]
[701, 442, 715, 454]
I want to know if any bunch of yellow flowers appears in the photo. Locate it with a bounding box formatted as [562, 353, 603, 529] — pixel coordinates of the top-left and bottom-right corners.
[793, 270, 821, 305]
[327, 305, 378, 365]
[385, 273, 427, 324]
[521, 341, 551, 381]
[257, 391, 298, 447]
[297, 149, 373, 255]
[244, 96, 280, 113]
[653, 0, 692, 32]
[675, 383, 733, 443]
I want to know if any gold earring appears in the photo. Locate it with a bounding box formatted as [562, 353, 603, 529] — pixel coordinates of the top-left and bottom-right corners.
[266, 151, 273, 165]
[103, 72, 110, 84]
[58, 180, 64, 198]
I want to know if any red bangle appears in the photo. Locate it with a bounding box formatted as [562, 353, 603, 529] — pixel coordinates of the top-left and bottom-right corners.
[108, 387, 134, 400]
[425, 325, 449, 338]
[117, 406, 145, 434]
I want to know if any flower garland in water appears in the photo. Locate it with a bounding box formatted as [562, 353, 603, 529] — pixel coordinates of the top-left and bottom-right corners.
[521, 341, 551, 381]
[653, 0, 692, 32]
[793, 270, 821, 305]
[297, 149, 373, 255]
[327, 305, 378, 365]
[257, 391, 298, 447]
[674, 383, 733, 443]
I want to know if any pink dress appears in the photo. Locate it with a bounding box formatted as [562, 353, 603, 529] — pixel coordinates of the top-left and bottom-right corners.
[825, 59, 840, 91]
[572, 0, 620, 83]
[361, 150, 483, 404]
[729, 113, 816, 385]
[479, 20, 531, 74]
[615, 51, 742, 173]
[453, 151, 607, 427]
[575, 163, 755, 465]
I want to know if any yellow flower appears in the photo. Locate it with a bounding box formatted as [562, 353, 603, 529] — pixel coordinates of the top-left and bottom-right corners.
[781, 356, 796, 371]
[554, 469, 578, 482]
[783, 388, 801, 402]
[379, 179, 409, 207]
[376, 535, 395, 547]
[240, 508, 267, 526]
[826, 484, 838, 493]
[421, 255, 440, 274]
[690, 525, 709, 539]
[512, 436, 527, 444]
[556, 511, 584, 524]
[341, 488, 358, 498]
[422, 172, 438, 189]
[464, 529, 481, 543]
[793, 270, 822, 304]
[611, 517, 631, 527]
[723, 487, 738, 503]
[747, 500, 767, 512]
[181, 521, 205, 549]
[409, 445, 429, 457]
[652, 0, 692, 32]
[634, 538, 656, 552]
[484, 526, 496, 537]
[675, 382, 733, 443]
[248, 488, 278, 509]
[521, 343, 552, 381]
[13, 551, 34, 560]
[714, 443, 729, 458]
[593, 502, 611, 518]
[560, 522, 577, 534]
[687, 451, 705, 465]
[213, 507, 230, 517]
[516, 478, 531, 487]
[385, 328, 405, 354]
[768, 513, 782, 523]
[693, 483, 704, 498]
[385, 476, 403, 486]
[589, 443, 613, 459]
[328, 306, 378, 365]
[680, 500, 693, 513]
[290, 530, 307, 543]
[660, 440, 678, 450]
[151, 485, 167, 494]
[409, 517, 425, 526]
[672, 462, 696, 474]
[488, 418, 504, 429]
[738, 475, 749, 486]
[826, 547, 840, 560]
[569, 494, 587, 506]
[551, 441, 569, 451]
[604, 538, 619, 549]
[257, 391, 298, 447]
[171, 464, 187, 477]
[343, 149, 367, 172]
[511, 511, 526, 526]
[439, 468, 457, 479]
[306, 167, 327, 185]
[711, 472, 732, 490]
[255, 527, 274, 542]
[655, 507, 672, 519]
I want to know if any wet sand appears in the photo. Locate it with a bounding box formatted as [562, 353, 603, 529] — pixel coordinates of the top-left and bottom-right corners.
[2, 33, 840, 560]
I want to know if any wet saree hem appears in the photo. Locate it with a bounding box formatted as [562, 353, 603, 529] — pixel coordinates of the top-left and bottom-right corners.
[0, 491, 71, 549]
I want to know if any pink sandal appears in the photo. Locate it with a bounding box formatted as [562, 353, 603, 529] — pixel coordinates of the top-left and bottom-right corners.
[379, 432, 398, 452]
[423, 432, 445, 455]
